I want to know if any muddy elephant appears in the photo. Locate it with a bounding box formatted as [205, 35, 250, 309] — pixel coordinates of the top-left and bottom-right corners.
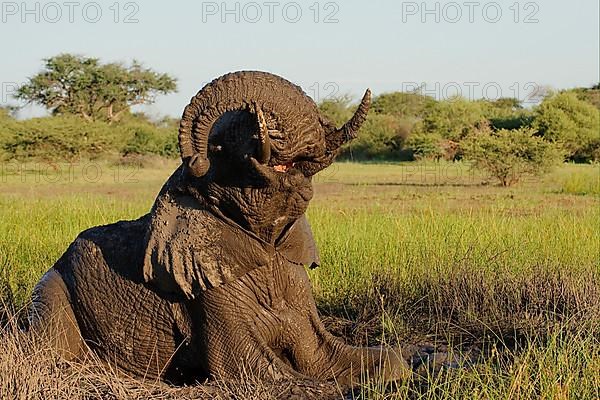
[28, 71, 409, 386]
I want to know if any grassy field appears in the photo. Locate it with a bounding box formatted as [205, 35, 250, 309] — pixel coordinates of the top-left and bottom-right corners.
[1, 160, 599, 399]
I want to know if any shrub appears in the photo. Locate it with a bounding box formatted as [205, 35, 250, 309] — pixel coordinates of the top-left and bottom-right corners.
[121, 126, 178, 158]
[318, 96, 354, 127]
[1, 115, 178, 162]
[571, 85, 600, 110]
[0, 108, 19, 157]
[462, 127, 562, 186]
[371, 91, 436, 119]
[1, 116, 127, 161]
[478, 98, 533, 131]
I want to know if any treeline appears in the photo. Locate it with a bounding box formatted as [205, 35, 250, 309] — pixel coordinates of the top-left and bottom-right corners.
[322, 85, 600, 164]
[0, 85, 598, 169]
[2, 53, 598, 169]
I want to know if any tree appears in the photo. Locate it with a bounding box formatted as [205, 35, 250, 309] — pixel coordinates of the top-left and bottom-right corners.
[343, 113, 410, 159]
[15, 54, 177, 123]
[532, 91, 600, 162]
[371, 91, 436, 119]
[416, 97, 486, 142]
[477, 98, 533, 131]
[462, 127, 562, 186]
[318, 95, 354, 126]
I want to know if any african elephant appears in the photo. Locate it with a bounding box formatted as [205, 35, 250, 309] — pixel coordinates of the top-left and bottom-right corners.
[27, 71, 410, 386]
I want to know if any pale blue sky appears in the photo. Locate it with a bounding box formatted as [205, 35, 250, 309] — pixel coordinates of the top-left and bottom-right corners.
[1, 0, 598, 118]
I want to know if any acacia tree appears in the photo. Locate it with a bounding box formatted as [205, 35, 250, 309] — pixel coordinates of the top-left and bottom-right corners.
[15, 54, 177, 123]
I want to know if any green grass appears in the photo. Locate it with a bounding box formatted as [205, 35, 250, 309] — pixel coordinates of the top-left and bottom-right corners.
[553, 163, 600, 196]
[1, 161, 599, 399]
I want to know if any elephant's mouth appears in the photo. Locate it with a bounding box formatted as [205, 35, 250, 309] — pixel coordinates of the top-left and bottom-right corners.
[273, 162, 295, 173]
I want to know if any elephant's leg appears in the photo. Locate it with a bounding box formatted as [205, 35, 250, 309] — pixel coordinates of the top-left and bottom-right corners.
[245, 332, 316, 382]
[27, 269, 85, 360]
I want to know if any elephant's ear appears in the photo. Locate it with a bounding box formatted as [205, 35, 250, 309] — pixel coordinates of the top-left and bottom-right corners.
[277, 215, 320, 269]
[142, 190, 272, 300]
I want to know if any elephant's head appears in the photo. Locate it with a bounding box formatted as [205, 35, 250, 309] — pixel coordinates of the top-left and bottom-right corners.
[177, 71, 371, 242]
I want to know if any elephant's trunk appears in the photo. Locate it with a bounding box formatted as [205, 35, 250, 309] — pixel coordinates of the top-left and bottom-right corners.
[179, 71, 371, 184]
[178, 71, 325, 178]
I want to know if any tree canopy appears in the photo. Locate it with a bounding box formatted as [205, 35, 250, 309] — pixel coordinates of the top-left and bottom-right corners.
[415, 97, 486, 142]
[15, 54, 177, 123]
[371, 91, 436, 119]
[532, 91, 600, 162]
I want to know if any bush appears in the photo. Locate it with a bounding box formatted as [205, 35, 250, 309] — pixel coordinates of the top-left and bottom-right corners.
[318, 96, 354, 127]
[121, 126, 178, 158]
[1, 116, 127, 161]
[478, 98, 533, 131]
[462, 127, 562, 186]
[578, 136, 600, 163]
[371, 91, 436, 119]
[0, 108, 18, 158]
[0, 114, 178, 162]
[571, 85, 600, 110]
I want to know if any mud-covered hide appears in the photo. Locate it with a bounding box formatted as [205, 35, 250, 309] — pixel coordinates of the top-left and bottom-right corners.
[142, 168, 320, 299]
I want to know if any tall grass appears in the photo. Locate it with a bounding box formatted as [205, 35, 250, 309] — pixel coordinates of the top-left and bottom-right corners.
[309, 207, 600, 340]
[554, 163, 600, 196]
[355, 324, 600, 399]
